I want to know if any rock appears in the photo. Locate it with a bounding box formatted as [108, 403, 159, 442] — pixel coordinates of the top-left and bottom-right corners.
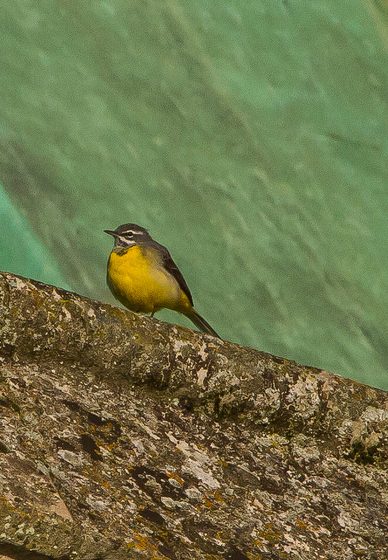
[0, 272, 387, 559]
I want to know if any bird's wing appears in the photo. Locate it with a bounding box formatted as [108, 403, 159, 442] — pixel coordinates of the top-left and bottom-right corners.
[150, 241, 194, 306]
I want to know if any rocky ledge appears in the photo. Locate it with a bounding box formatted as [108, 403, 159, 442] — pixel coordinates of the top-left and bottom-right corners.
[0, 272, 387, 559]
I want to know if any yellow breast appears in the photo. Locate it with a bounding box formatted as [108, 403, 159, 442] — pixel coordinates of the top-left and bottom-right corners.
[107, 245, 189, 314]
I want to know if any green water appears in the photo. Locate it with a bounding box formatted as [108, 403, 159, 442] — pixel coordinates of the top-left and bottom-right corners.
[0, 1, 388, 388]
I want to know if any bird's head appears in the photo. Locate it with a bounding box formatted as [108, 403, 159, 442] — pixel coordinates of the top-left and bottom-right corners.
[104, 223, 151, 247]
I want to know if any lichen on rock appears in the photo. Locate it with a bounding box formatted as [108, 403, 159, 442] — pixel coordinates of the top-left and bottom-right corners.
[0, 272, 387, 559]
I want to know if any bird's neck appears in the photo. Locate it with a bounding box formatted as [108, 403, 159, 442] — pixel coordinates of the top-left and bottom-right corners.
[113, 246, 132, 256]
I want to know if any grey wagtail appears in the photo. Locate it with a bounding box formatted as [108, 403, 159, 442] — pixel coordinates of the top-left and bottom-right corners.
[104, 223, 220, 337]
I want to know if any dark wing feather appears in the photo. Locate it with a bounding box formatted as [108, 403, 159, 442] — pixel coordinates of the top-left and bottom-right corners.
[150, 241, 194, 306]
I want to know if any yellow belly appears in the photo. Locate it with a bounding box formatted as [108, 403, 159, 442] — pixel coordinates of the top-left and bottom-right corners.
[107, 246, 190, 314]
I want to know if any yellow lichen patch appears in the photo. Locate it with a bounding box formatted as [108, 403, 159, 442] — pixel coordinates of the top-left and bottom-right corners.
[100, 480, 112, 490]
[295, 518, 309, 530]
[212, 489, 225, 503]
[199, 489, 225, 510]
[252, 538, 265, 547]
[165, 470, 184, 485]
[0, 495, 17, 511]
[202, 496, 214, 509]
[257, 522, 283, 544]
[127, 533, 167, 559]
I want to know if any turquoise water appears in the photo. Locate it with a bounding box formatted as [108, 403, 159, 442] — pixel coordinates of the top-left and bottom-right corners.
[0, 182, 70, 288]
[0, 1, 387, 388]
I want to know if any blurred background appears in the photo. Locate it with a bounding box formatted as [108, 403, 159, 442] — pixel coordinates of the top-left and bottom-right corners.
[0, 1, 387, 389]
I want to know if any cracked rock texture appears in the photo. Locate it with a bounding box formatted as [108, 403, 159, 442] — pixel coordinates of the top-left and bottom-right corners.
[0, 271, 387, 560]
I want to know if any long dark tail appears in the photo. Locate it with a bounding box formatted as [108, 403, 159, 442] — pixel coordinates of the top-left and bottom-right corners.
[184, 308, 220, 338]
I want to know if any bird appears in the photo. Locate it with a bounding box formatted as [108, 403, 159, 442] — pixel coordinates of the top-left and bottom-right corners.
[104, 223, 220, 338]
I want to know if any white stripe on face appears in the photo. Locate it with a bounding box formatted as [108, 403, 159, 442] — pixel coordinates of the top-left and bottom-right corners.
[117, 235, 136, 246]
[121, 230, 144, 236]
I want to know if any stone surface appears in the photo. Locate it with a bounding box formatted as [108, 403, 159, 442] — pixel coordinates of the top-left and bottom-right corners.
[0, 272, 387, 559]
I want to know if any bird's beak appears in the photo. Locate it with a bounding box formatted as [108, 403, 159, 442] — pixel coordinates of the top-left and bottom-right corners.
[104, 229, 118, 237]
